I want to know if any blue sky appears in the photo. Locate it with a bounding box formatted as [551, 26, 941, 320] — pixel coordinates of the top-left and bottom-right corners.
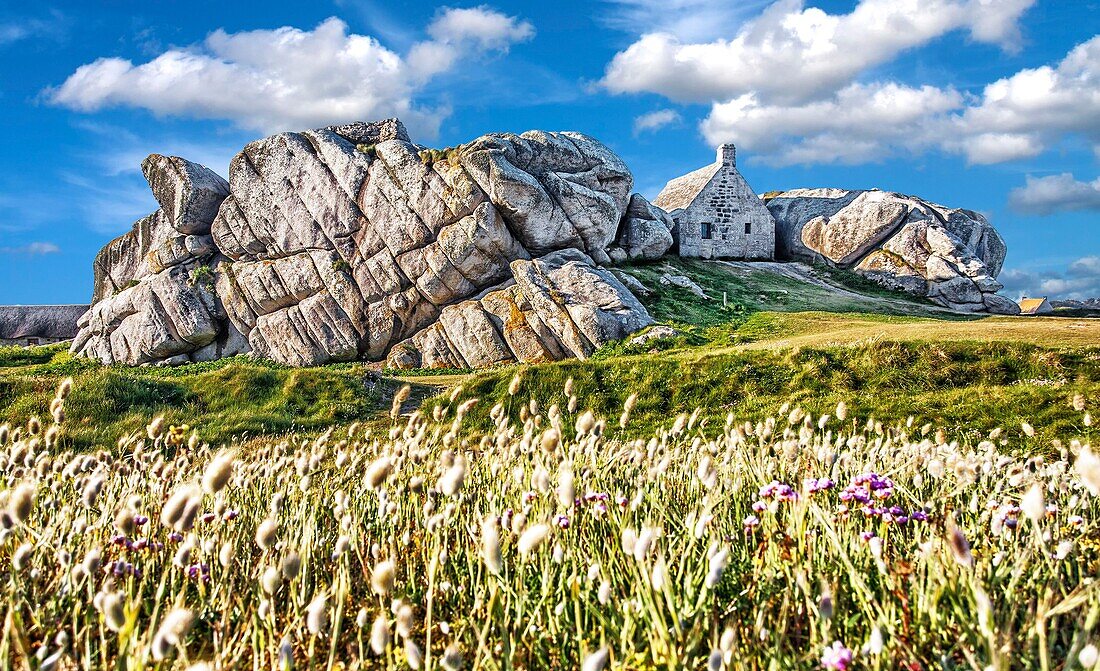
[0, 0, 1097, 304]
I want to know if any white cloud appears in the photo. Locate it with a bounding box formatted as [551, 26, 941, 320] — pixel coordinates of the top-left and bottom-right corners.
[633, 109, 680, 135]
[947, 36, 1100, 163]
[699, 35, 1100, 166]
[701, 82, 965, 164]
[0, 242, 60, 255]
[1000, 256, 1100, 300]
[1009, 173, 1100, 215]
[49, 10, 533, 138]
[600, 0, 773, 42]
[426, 5, 533, 50]
[602, 0, 1036, 105]
[951, 133, 1042, 165]
[598, 0, 1100, 167]
[0, 11, 69, 46]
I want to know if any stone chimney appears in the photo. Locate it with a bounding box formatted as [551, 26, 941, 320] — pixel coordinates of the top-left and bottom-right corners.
[717, 143, 736, 167]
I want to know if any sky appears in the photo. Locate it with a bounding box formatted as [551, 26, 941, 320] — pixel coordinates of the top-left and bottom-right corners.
[0, 0, 1097, 304]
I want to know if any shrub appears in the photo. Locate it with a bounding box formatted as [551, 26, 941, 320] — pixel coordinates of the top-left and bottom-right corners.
[190, 264, 216, 289]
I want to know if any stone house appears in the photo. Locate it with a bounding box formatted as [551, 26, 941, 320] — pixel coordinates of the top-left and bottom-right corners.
[0, 305, 88, 347]
[654, 144, 776, 260]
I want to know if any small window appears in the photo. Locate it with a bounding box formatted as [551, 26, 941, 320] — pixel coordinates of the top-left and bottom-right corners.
[26, 338, 38, 346]
[744, 222, 752, 234]
[701, 222, 713, 240]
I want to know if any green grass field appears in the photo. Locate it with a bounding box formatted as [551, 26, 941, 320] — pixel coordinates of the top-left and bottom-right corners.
[2, 259, 1097, 451]
[0, 346, 387, 448]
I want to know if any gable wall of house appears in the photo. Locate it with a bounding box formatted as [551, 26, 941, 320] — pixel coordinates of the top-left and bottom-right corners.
[674, 146, 776, 260]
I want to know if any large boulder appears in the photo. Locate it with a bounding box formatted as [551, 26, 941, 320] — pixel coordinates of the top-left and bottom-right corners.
[142, 154, 231, 235]
[386, 249, 653, 369]
[74, 119, 658, 367]
[72, 156, 242, 365]
[90, 156, 230, 304]
[765, 189, 1015, 314]
[610, 194, 675, 261]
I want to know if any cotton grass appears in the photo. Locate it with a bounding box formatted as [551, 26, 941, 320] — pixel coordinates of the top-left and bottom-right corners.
[0, 381, 1094, 669]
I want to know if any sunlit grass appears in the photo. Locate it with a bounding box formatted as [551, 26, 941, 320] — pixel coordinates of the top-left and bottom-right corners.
[0, 376, 1096, 669]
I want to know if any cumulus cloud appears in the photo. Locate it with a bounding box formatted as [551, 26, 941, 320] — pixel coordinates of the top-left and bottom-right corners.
[1000, 256, 1100, 300]
[633, 109, 680, 135]
[603, 0, 1035, 105]
[601, 0, 1100, 166]
[699, 35, 1100, 166]
[0, 242, 60, 255]
[1009, 173, 1100, 215]
[701, 82, 964, 164]
[947, 36, 1100, 163]
[49, 8, 533, 138]
[426, 5, 533, 50]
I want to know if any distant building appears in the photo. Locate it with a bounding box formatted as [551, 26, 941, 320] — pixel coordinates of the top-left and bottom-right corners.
[1017, 297, 1054, 316]
[0, 305, 89, 347]
[653, 144, 776, 260]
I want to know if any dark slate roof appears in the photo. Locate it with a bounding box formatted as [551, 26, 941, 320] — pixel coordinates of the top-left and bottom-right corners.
[0, 305, 89, 340]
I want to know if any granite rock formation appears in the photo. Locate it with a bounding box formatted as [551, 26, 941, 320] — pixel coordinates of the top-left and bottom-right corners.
[385, 249, 652, 369]
[72, 154, 246, 366]
[73, 120, 667, 367]
[765, 189, 1017, 314]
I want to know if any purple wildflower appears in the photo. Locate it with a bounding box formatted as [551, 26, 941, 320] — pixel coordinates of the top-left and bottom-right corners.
[759, 480, 798, 502]
[107, 560, 142, 578]
[804, 477, 835, 494]
[821, 641, 854, 670]
[186, 563, 211, 582]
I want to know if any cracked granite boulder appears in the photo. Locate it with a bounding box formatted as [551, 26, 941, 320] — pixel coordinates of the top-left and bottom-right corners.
[72, 154, 247, 365]
[386, 249, 653, 369]
[75, 119, 658, 367]
[765, 189, 1017, 314]
[211, 120, 654, 367]
[609, 193, 675, 262]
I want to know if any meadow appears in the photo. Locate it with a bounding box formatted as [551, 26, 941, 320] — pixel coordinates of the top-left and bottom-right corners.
[0, 374, 1095, 669]
[1, 259, 1099, 668]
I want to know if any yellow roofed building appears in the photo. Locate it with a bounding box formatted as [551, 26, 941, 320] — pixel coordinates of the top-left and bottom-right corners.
[1017, 297, 1054, 315]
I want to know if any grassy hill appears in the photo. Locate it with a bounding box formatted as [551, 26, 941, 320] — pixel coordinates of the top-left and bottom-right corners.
[0, 347, 388, 448]
[1, 258, 1096, 450]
